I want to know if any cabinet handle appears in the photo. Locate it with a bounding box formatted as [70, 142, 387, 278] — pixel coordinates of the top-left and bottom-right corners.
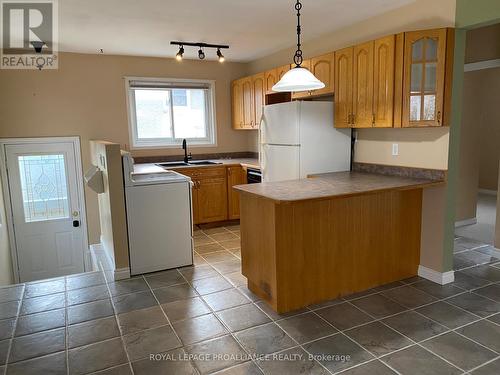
[372, 113, 375, 126]
[437, 111, 441, 125]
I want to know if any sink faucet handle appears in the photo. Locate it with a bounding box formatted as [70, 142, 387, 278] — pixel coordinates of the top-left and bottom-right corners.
[188, 152, 192, 160]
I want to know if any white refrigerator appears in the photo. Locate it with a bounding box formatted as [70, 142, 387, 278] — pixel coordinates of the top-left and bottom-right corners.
[260, 101, 351, 182]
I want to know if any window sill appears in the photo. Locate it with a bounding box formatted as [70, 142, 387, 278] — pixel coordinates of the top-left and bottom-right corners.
[131, 142, 217, 150]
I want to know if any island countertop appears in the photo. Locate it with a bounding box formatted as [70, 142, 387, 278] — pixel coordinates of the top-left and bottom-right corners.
[234, 171, 444, 203]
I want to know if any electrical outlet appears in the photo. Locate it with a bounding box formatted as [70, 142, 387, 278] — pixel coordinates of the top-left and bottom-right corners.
[392, 143, 399, 156]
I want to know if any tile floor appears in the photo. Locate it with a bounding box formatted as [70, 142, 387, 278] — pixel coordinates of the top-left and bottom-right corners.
[0, 226, 499, 374]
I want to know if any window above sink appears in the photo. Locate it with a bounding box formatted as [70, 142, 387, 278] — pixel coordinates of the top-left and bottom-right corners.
[125, 77, 217, 149]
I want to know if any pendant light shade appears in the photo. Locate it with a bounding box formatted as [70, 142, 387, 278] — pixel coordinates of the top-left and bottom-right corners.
[272, 67, 325, 92]
[272, 0, 324, 93]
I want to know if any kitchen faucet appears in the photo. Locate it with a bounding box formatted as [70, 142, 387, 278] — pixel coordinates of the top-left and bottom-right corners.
[182, 139, 192, 163]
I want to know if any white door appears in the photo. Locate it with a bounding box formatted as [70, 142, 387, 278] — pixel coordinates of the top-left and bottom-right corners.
[261, 144, 300, 182]
[5, 141, 85, 282]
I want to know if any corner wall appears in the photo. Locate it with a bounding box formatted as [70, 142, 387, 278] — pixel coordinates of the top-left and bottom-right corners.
[0, 176, 13, 286]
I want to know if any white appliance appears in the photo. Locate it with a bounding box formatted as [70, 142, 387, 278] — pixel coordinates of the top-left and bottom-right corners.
[122, 153, 193, 275]
[260, 101, 351, 182]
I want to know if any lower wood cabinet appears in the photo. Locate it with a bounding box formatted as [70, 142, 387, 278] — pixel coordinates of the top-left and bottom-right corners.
[227, 165, 247, 220]
[176, 165, 247, 224]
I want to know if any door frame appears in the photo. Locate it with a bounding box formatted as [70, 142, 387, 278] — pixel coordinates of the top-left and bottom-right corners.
[0, 136, 89, 283]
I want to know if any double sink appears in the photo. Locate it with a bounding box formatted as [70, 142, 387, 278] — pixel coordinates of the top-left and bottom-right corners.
[156, 160, 222, 168]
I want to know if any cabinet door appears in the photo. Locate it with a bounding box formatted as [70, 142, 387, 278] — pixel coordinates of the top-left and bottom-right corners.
[241, 77, 254, 128]
[227, 166, 247, 220]
[265, 69, 278, 93]
[252, 73, 265, 129]
[231, 80, 244, 129]
[334, 47, 353, 128]
[292, 59, 312, 99]
[197, 177, 228, 223]
[276, 64, 291, 80]
[191, 180, 200, 225]
[311, 52, 334, 96]
[352, 41, 374, 128]
[373, 35, 395, 128]
[402, 28, 447, 127]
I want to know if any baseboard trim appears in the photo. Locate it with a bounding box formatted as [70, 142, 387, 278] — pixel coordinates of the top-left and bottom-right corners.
[455, 217, 477, 228]
[114, 268, 131, 280]
[478, 189, 497, 196]
[418, 265, 454, 285]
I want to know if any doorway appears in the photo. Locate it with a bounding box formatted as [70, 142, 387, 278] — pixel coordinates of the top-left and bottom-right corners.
[0, 137, 88, 282]
[453, 23, 500, 271]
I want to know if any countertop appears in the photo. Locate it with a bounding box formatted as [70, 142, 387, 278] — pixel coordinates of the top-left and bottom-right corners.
[132, 158, 260, 174]
[234, 171, 444, 203]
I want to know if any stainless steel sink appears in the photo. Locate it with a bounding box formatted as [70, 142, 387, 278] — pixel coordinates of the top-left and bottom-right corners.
[188, 161, 222, 165]
[156, 160, 222, 168]
[156, 162, 190, 167]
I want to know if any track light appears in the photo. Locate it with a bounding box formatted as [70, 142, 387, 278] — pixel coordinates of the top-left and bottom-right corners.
[217, 49, 225, 63]
[175, 45, 184, 61]
[170, 41, 229, 62]
[198, 48, 205, 60]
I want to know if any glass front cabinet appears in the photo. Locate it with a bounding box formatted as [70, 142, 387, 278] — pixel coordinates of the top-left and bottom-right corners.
[402, 28, 453, 127]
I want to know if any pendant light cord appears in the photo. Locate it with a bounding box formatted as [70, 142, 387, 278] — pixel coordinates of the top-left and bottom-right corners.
[293, 0, 303, 67]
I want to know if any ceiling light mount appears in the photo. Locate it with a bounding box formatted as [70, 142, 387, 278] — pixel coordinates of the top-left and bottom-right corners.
[170, 41, 229, 62]
[272, 0, 325, 93]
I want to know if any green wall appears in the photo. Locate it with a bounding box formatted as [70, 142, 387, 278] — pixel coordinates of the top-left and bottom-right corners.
[443, 0, 500, 271]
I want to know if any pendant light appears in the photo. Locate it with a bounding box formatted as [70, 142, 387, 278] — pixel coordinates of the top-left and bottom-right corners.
[272, 0, 325, 92]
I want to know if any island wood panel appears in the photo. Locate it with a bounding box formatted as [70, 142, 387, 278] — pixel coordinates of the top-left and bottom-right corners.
[240, 195, 278, 307]
[239, 188, 422, 313]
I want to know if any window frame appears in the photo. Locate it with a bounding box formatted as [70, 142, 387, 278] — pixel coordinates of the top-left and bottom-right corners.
[125, 77, 217, 149]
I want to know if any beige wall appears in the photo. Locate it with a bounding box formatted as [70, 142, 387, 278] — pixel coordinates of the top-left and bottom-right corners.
[477, 67, 500, 191]
[496, 163, 500, 247]
[455, 71, 482, 221]
[465, 23, 500, 63]
[0, 53, 252, 244]
[245, 0, 455, 171]
[0, 175, 13, 286]
[90, 141, 129, 269]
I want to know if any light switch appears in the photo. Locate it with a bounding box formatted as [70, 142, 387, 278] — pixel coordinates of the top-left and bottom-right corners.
[392, 143, 399, 156]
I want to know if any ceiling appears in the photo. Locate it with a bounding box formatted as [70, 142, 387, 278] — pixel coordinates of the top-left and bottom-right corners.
[60, 0, 415, 62]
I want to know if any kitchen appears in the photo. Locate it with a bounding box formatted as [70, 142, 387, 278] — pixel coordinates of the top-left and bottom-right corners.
[0, 1, 499, 374]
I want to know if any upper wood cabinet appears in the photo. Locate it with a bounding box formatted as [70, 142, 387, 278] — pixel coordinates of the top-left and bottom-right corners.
[335, 36, 395, 128]
[233, 27, 453, 130]
[292, 53, 334, 99]
[232, 74, 265, 130]
[231, 80, 244, 130]
[265, 69, 278, 93]
[402, 28, 451, 127]
[373, 35, 396, 128]
[241, 77, 254, 128]
[334, 47, 353, 128]
[252, 73, 265, 129]
[353, 41, 374, 128]
[276, 64, 290, 81]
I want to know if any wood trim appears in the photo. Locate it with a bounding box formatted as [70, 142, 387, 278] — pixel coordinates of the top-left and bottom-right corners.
[393, 33, 405, 128]
[443, 28, 455, 127]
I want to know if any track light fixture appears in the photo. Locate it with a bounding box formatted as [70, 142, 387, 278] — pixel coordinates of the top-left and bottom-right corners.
[175, 45, 184, 61]
[217, 48, 225, 63]
[198, 48, 205, 60]
[170, 41, 229, 62]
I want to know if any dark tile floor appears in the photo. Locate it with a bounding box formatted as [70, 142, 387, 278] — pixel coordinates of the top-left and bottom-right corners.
[0, 228, 499, 374]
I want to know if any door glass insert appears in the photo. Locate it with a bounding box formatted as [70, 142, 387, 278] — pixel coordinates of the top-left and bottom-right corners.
[18, 154, 70, 223]
[409, 36, 438, 123]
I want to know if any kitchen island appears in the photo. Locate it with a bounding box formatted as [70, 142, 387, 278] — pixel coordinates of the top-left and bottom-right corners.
[234, 171, 444, 313]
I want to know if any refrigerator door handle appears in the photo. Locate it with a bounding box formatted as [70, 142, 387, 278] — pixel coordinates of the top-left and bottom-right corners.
[261, 143, 301, 147]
